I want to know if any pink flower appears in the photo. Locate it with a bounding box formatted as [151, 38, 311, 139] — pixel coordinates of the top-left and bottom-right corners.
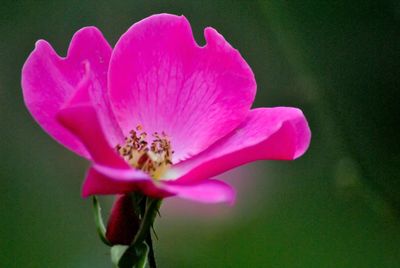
[22, 14, 310, 205]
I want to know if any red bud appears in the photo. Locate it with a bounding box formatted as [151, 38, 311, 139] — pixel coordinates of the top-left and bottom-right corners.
[106, 194, 140, 245]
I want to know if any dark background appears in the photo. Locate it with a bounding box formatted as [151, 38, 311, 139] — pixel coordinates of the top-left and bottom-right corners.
[1, 1, 399, 267]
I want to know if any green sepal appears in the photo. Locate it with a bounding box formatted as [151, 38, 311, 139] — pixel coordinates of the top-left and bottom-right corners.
[131, 198, 162, 246]
[131, 192, 146, 217]
[136, 243, 149, 268]
[118, 198, 162, 267]
[116, 242, 149, 268]
[111, 245, 129, 267]
[92, 195, 111, 246]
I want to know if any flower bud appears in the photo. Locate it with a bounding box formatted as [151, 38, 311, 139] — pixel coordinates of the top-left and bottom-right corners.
[106, 194, 140, 245]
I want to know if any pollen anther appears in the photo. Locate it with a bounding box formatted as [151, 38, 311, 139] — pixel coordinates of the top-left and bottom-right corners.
[116, 125, 173, 179]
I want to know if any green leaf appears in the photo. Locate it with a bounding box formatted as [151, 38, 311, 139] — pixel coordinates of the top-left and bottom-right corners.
[92, 195, 111, 246]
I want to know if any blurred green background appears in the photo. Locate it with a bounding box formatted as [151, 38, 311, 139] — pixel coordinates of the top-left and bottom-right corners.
[1, 0, 399, 267]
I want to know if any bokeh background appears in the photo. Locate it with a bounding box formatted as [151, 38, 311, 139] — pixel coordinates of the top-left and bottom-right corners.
[1, 1, 399, 267]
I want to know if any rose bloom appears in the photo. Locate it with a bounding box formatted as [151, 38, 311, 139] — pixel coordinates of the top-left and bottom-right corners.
[22, 14, 311, 205]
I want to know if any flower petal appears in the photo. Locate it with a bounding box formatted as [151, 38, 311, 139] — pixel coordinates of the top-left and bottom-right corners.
[56, 104, 128, 169]
[168, 107, 311, 183]
[163, 180, 236, 204]
[108, 14, 256, 162]
[56, 102, 157, 198]
[83, 165, 173, 199]
[83, 166, 235, 204]
[82, 167, 151, 197]
[62, 61, 124, 147]
[22, 26, 114, 158]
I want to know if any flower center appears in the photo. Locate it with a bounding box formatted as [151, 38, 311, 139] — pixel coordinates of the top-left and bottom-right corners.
[116, 125, 173, 180]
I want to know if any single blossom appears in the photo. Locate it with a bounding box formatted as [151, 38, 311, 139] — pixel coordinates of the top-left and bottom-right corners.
[22, 14, 311, 205]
